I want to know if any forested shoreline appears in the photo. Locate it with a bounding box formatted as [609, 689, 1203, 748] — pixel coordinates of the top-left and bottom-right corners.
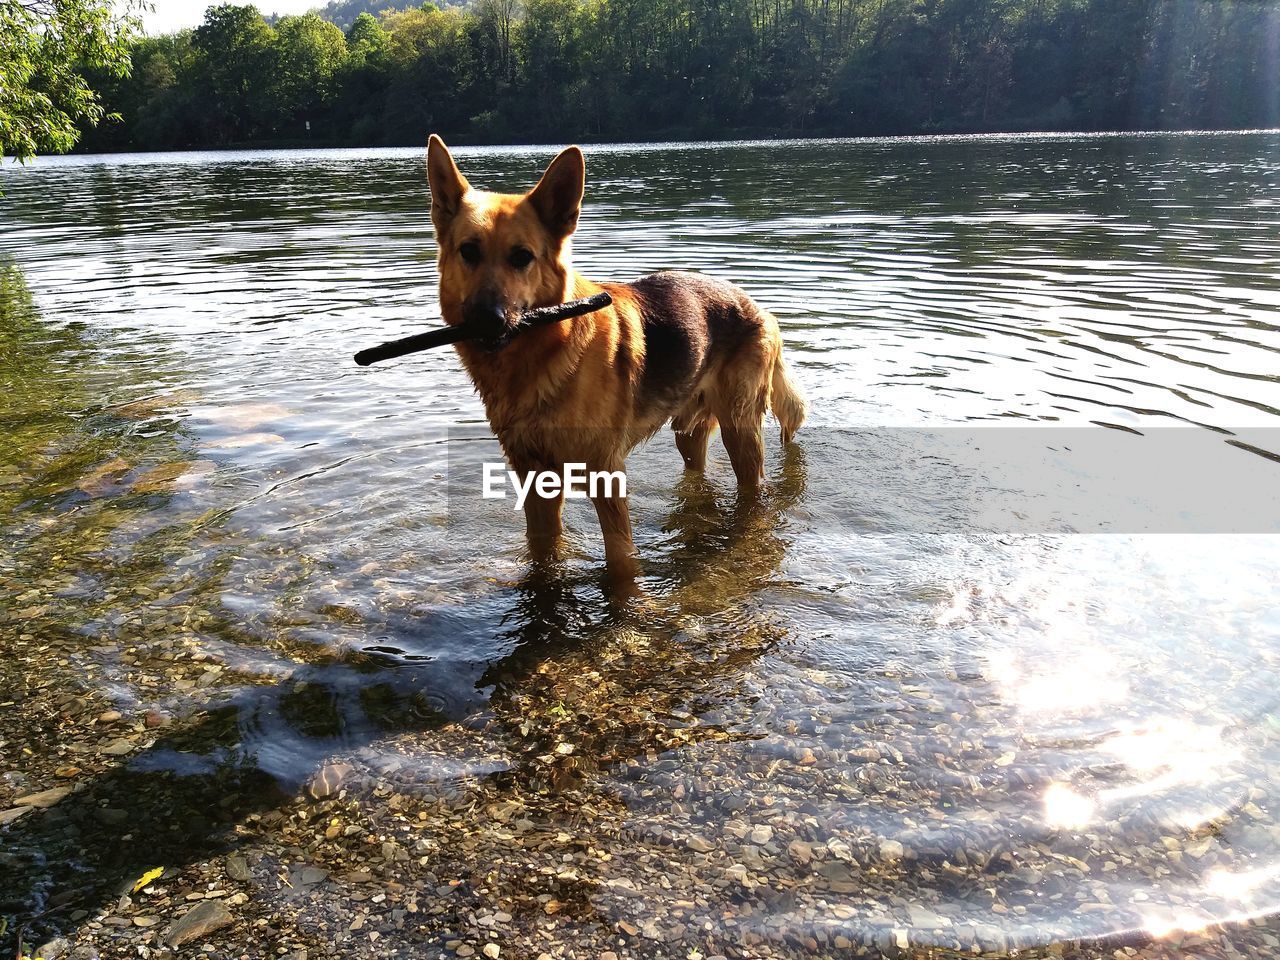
[77, 0, 1280, 153]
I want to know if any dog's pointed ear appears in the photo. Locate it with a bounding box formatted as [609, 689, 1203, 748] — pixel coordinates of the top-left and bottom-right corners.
[427, 134, 469, 231]
[527, 146, 584, 239]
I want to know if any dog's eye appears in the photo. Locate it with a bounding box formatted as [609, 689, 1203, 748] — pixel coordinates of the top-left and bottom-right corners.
[459, 241, 483, 266]
[508, 247, 534, 270]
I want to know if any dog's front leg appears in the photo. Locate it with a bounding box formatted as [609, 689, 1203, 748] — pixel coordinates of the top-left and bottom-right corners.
[512, 460, 564, 560]
[524, 489, 565, 559]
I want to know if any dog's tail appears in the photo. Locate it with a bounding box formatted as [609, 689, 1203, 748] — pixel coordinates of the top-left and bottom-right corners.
[770, 350, 807, 446]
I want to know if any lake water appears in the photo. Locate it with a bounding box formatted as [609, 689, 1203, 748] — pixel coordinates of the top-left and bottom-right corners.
[3, 133, 1280, 958]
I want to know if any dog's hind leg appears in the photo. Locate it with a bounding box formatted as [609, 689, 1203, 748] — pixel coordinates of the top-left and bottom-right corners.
[673, 415, 717, 472]
[713, 340, 771, 492]
[720, 418, 765, 492]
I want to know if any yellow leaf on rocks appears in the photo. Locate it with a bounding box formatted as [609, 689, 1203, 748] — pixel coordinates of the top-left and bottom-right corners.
[133, 866, 165, 892]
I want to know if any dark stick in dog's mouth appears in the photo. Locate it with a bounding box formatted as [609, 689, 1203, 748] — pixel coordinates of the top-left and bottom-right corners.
[354, 292, 614, 366]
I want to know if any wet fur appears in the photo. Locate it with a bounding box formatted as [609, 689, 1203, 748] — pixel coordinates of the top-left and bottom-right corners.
[426, 135, 807, 582]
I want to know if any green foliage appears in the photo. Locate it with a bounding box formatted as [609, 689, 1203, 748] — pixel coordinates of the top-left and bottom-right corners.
[192, 4, 279, 142]
[71, 0, 1280, 152]
[346, 12, 391, 64]
[0, 0, 142, 159]
[273, 14, 349, 117]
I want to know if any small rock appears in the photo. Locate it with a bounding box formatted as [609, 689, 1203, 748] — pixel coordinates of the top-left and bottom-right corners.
[99, 710, 123, 724]
[100, 739, 136, 756]
[749, 824, 773, 845]
[36, 938, 70, 960]
[14, 786, 74, 808]
[1185, 838, 1213, 859]
[826, 838, 853, 861]
[485, 799, 523, 822]
[225, 854, 251, 881]
[879, 839, 905, 861]
[787, 840, 813, 864]
[133, 916, 159, 927]
[686, 835, 714, 853]
[308, 763, 354, 800]
[483, 945, 500, 959]
[0, 806, 33, 824]
[907, 903, 944, 928]
[163, 900, 234, 947]
[381, 841, 405, 862]
[294, 866, 328, 886]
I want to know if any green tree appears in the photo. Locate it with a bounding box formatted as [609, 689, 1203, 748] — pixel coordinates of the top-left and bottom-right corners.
[517, 0, 586, 133]
[273, 13, 350, 122]
[0, 0, 141, 159]
[59, 0, 1280, 150]
[381, 5, 475, 137]
[346, 11, 391, 65]
[78, 32, 201, 152]
[191, 3, 278, 143]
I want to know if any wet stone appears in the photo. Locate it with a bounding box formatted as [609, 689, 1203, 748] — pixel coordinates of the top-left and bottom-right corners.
[308, 762, 354, 799]
[293, 865, 329, 886]
[14, 785, 74, 807]
[163, 900, 234, 947]
[787, 840, 814, 863]
[0, 805, 33, 824]
[225, 854, 251, 881]
[879, 839, 905, 861]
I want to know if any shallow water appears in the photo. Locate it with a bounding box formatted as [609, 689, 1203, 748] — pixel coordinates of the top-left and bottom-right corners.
[3, 133, 1280, 955]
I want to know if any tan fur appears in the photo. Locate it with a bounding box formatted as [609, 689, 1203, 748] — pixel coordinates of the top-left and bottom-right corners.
[426, 135, 807, 586]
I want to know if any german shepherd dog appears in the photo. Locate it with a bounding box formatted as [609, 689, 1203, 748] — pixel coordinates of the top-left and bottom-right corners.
[426, 135, 807, 584]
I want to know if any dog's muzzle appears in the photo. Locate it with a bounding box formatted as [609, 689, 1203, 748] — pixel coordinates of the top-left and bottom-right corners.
[463, 301, 517, 351]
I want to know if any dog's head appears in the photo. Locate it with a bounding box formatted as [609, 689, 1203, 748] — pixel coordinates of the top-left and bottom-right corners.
[426, 135, 584, 345]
